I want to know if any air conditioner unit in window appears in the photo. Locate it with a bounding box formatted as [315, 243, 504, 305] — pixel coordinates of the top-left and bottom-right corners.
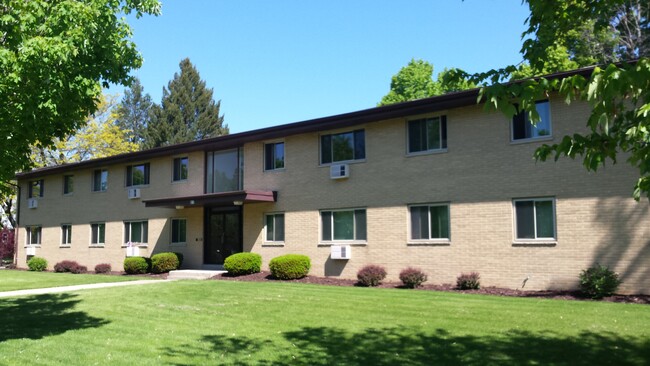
[329, 164, 349, 179]
[27, 198, 38, 209]
[25, 247, 36, 256]
[126, 246, 140, 257]
[128, 188, 141, 199]
[331, 245, 351, 260]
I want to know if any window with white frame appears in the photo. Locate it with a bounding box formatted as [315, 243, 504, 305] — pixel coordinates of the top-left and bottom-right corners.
[321, 209, 366, 242]
[265, 213, 285, 242]
[29, 179, 44, 198]
[171, 218, 187, 244]
[91, 223, 105, 245]
[92, 169, 108, 192]
[409, 204, 450, 241]
[513, 198, 556, 240]
[61, 224, 72, 245]
[512, 100, 551, 141]
[124, 220, 148, 244]
[173, 157, 189, 182]
[320, 130, 365, 164]
[126, 163, 150, 186]
[408, 116, 447, 154]
[264, 142, 285, 171]
[26, 226, 41, 245]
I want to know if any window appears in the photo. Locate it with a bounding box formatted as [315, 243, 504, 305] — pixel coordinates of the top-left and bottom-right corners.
[63, 175, 74, 195]
[410, 204, 450, 241]
[408, 116, 447, 154]
[514, 198, 555, 240]
[321, 209, 366, 242]
[124, 220, 148, 244]
[126, 163, 150, 186]
[173, 157, 189, 181]
[264, 142, 285, 171]
[61, 224, 72, 245]
[206, 148, 243, 193]
[91, 223, 105, 245]
[265, 213, 285, 242]
[512, 100, 551, 141]
[93, 169, 108, 192]
[171, 218, 187, 244]
[320, 130, 365, 164]
[29, 180, 44, 198]
[26, 226, 41, 245]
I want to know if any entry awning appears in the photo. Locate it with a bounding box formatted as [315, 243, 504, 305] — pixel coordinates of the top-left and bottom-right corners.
[142, 190, 277, 208]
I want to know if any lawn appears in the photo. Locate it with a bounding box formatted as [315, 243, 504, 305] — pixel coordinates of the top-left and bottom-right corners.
[0, 270, 146, 292]
[0, 279, 648, 365]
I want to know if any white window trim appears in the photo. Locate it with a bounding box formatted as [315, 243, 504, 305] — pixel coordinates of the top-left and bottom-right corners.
[170, 218, 187, 246]
[60, 224, 72, 247]
[319, 208, 367, 245]
[510, 100, 553, 143]
[25, 226, 42, 247]
[405, 116, 448, 156]
[264, 212, 285, 244]
[512, 197, 557, 243]
[90, 222, 106, 247]
[172, 156, 189, 183]
[407, 203, 451, 245]
[123, 220, 149, 247]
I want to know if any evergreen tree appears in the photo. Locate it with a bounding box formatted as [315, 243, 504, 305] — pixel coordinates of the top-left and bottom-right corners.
[116, 78, 154, 147]
[145, 58, 228, 148]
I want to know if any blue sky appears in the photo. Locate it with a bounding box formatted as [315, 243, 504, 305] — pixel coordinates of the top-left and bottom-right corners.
[117, 1, 530, 133]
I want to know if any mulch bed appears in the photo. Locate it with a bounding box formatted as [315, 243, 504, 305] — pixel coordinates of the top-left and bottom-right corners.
[212, 271, 650, 305]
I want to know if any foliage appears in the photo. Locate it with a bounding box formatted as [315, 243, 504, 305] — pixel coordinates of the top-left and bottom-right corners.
[54, 260, 82, 273]
[0, 227, 15, 260]
[124, 257, 150, 275]
[173, 252, 184, 268]
[223, 253, 262, 276]
[268, 254, 311, 280]
[356, 264, 387, 287]
[27, 257, 47, 272]
[144, 58, 228, 149]
[579, 264, 622, 299]
[0, 191, 16, 229]
[95, 263, 112, 274]
[399, 267, 428, 288]
[456, 272, 481, 290]
[151, 252, 180, 274]
[0, 0, 160, 192]
[116, 78, 155, 147]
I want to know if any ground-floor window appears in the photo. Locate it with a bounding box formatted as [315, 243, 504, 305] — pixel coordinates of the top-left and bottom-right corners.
[265, 213, 285, 242]
[513, 198, 556, 240]
[321, 209, 366, 242]
[409, 204, 450, 241]
[124, 220, 148, 245]
[26, 226, 41, 245]
[171, 218, 187, 245]
[91, 223, 105, 245]
[61, 224, 72, 245]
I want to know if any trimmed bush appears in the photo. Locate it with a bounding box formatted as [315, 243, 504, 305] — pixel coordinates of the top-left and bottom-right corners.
[224, 253, 262, 276]
[357, 264, 387, 287]
[269, 254, 311, 280]
[173, 252, 184, 268]
[124, 257, 149, 274]
[54, 260, 82, 273]
[151, 252, 180, 274]
[456, 272, 481, 290]
[95, 263, 112, 274]
[579, 264, 622, 299]
[27, 256, 48, 272]
[399, 267, 428, 288]
[71, 265, 87, 274]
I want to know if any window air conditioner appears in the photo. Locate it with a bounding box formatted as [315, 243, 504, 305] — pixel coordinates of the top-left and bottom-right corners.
[27, 198, 38, 209]
[128, 188, 141, 199]
[25, 246, 36, 256]
[329, 164, 349, 179]
[331, 245, 351, 260]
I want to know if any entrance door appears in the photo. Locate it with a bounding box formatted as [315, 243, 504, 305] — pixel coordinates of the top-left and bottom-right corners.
[205, 207, 242, 265]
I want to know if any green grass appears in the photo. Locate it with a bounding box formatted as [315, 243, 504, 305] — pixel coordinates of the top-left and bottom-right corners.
[0, 280, 648, 365]
[0, 270, 146, 292]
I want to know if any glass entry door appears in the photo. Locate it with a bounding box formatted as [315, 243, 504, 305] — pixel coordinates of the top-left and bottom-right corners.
[205, 207, 242, 265]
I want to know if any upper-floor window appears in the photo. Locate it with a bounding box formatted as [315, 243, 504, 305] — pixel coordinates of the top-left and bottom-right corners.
[93, 169, 108, 192]
[124, 220, 148, 245]
[173, 157, 189, 182]
[206, 148, 243, 193]
[321, 209, 366, 242]
[408, 116, 447, 154]
[61, 224, 72, 245]
[265, 213, 285, 242]
[512, 100, 551, 141]
[29, 180, 44, 198]
[63, 175, 74, 195]
[171, 218, 187, 245]
[513, 198, 555, 240]
[264, 142, 285, 171]
[409, 204, 450, 241]
[126, 163, 150, 187]
[26, 226, 41, 245]
[320, 130, 365, 165]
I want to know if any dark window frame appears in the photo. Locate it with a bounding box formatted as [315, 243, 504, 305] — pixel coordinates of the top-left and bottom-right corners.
[512, 100, 552, 141]
[63, 175, 74, 195]
[92, 169, 108, 192]
[126, 163, 150, 187]
[320, 130, 366, 165]
[320, 208, 367, 242]
[265, 213, 285, 242]
[264, 142, 285, 171]
[28, 179, 44, 198]
[407, 116, 448, 154]
[173, 157, 189, 182]
[171, 218, 187, 244]
[409, 203, 451, 241]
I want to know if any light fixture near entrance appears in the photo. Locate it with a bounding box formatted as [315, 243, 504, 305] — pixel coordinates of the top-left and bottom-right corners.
[233, 200, 244, 206]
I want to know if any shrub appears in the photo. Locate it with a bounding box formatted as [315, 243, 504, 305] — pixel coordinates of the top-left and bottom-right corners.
[224, 253, 262, 276]
[173, 252, 184, 267]
[71, 265, 87, 274]
[399, 267, 427, 288]
[54, 260, 82, 273]
[0, 228, 15, 260]
[124, 257, 149, 274]
[95, 263, 112, 274]
[27, 256, 47, 272]
[456, 272, 481, 290]
[269, 254, 311, 280]
[151, 252, 180, 274]
[579, 264, 622, 299]
[356, 264, 387, 287]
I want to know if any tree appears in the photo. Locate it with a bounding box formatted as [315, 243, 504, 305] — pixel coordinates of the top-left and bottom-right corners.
[116, 78, 155, 147]
[0, 0, 160, 194]
[144, 58, 228, 148]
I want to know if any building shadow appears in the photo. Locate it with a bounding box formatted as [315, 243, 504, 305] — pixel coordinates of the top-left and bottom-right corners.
[0, 293, 109, 342]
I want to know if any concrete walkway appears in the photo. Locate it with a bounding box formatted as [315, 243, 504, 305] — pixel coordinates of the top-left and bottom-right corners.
[0, 279, 171, 298]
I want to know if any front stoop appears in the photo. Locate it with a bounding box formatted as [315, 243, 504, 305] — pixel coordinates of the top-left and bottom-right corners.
[167, 270, 226, 280]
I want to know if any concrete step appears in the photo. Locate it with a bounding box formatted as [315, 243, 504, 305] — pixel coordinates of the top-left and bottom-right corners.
[168, 269, 226, 280]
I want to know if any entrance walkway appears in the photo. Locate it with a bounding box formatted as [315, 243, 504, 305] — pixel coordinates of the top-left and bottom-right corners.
[0, 279, 170, 298]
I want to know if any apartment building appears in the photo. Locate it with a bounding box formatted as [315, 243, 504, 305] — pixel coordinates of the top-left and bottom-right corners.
[15, 70, 650, 294]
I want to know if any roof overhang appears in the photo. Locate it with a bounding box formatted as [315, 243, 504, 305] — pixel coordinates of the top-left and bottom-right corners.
[142, 190, 277, 209]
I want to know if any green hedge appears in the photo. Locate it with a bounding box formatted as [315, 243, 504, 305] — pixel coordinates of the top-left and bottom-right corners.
[124, 257, 149, 274]
[224, 253, 262, 276]
[269, 254, 311, 280]
[151, 252, 180, 274]
[27, 256, 47, 272]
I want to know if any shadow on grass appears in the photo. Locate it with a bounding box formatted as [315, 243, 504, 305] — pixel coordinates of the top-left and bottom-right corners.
[0, 293, 109, 342]
[164, 326, 650, 366]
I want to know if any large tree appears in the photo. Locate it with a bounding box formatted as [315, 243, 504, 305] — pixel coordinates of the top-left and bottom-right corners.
[116, 77, 155, 148]
[144, 58, 228, 148]
[0, 0, 160, 194]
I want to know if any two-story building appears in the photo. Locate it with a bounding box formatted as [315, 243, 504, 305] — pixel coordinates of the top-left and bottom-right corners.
[15, 68, 650, 294]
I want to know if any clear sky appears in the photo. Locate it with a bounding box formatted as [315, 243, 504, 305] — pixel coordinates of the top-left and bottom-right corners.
[116, 1, 530, 133]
